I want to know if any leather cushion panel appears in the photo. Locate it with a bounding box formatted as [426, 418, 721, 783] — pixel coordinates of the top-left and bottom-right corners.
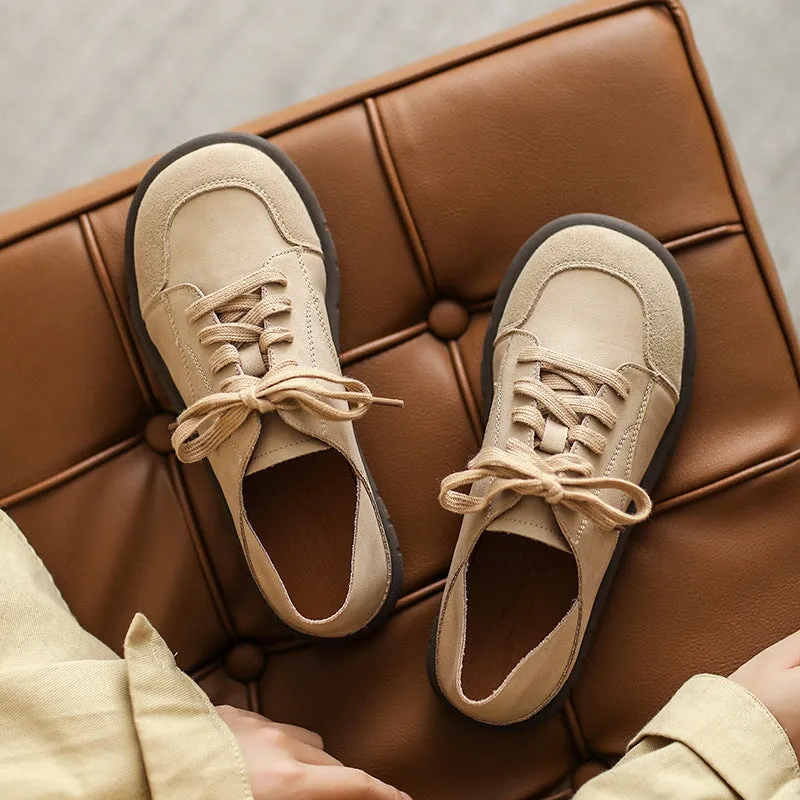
[571, 454, 800, 753]
[375, 6, 740, 301]
[0, 222, 147, 500]
[655, 235, 800, 498]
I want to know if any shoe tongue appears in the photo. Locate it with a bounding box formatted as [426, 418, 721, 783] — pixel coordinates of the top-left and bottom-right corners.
[486, 497, 571, 552]
[501, 371, 574, 551]
[526, 355, 595, 458]
[232, 268, 331, 475]
[244, 408, 328, 477]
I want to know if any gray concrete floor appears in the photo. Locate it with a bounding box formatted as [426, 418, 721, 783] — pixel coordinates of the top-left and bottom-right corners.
[1, 0, 798, 325]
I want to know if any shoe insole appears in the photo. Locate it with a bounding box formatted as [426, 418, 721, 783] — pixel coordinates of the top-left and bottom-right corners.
[242, 449, 356, 621]
[460, 532, 578, 701]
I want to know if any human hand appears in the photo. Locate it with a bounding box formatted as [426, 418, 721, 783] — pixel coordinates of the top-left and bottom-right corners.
[729, 629, 800, 756]
[216, 705, 412, 799]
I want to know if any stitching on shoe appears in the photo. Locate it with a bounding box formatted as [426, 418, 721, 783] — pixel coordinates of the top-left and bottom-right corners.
[503, 259, 680, 395]
[147, 176, 321, 315]
[162, 292, 198, 404]
[625, 378, 653, 481]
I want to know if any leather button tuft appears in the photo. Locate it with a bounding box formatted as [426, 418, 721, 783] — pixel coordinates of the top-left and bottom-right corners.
[573, 761, 608, 790]
[428, 299, 469, 340]
[225, 642, 266, 682]
[145, 413, 176, 454]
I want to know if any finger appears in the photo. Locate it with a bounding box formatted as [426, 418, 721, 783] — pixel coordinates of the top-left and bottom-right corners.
[759, 629, 800, 669]
[271, 722, 325, 749]
[286, 740, 342, 767]
[215, 704, 247, 718]
[213, 706, 326, 749]
[215, 705, 269, 722]
[304, 765, 411, 799]
[214, 705, 272, 731]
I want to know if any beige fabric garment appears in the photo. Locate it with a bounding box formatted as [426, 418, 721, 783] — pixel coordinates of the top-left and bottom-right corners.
[575, 673, 800, 798]
[1, 506, 798, 798]
[0, 509, 253, 800]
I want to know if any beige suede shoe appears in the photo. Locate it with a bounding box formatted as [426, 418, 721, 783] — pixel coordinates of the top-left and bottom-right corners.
[430, 214, 694, 725]
[125, 133, 403, 638]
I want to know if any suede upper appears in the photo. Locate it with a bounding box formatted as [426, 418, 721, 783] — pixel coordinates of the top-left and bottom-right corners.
[434, 222, 688, 725]
[131, 140, 398, 637]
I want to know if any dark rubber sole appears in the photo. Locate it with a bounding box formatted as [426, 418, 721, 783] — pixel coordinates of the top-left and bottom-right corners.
[427, 213, 696, 727]
[124, 131, 404, 640]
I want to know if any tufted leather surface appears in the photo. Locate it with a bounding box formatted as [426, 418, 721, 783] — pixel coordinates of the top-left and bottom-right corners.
[1, 1, 799, 797]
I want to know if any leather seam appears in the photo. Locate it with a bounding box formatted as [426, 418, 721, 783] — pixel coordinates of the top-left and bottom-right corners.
[297, 248, 339, 364]
[446, 340, 483, 443]
[247, 681, 262, 714]
[79, 214, 156, 411]
[564, 698, 591, 762]
[663, 222, 743, 251]
[574, 424, 634, 546]
[654, 447, 800, 514]
[364, 97, 439, 299]
[500, 516, 563, 535]
[166, 456, 239, 643]
[0, 435, 143, 508]
[340, 321, 429, 366]
[534, 789, 573, 800]
[189, 654, 225, 682]
[625, 380, 653, 480]
[161, 290, 202, 403]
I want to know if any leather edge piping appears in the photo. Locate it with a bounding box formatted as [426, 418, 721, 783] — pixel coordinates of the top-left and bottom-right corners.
[166, 456, 239, 642]
[447, 340, 483, 442]
[363, 97, 439, 298]
[0, 435, 143, 508]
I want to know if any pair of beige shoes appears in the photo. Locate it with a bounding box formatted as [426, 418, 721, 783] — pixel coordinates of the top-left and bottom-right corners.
[126, 133, 694, 727]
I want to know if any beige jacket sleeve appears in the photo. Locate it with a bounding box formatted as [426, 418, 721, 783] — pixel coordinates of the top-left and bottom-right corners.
[0, 510, 253, 800]
[576, 674, 800, 799]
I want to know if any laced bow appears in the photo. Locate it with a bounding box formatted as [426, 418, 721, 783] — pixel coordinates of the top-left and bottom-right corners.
[171, 256, 402, 464]
[439, 343, 652, 529]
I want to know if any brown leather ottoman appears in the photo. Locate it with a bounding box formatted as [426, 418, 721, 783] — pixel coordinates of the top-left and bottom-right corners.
[1, 1, 799, 797]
